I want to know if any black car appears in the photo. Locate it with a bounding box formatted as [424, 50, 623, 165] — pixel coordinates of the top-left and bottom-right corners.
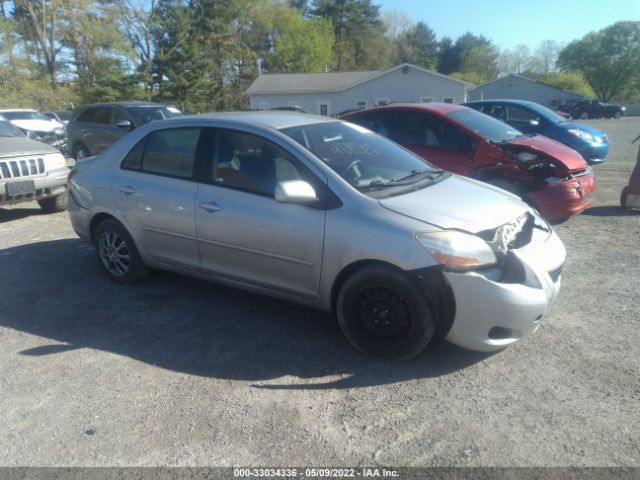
[570, 100, 625, 120]
[67, 101, 183, 160]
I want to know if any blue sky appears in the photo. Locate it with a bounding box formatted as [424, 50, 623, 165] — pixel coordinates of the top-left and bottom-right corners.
[379, 0, 640, 49]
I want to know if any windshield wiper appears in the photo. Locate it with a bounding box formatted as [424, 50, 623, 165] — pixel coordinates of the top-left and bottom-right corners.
[391, 168, 441, 183]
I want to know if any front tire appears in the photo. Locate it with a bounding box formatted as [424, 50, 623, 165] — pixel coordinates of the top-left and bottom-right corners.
[613, 111, 622, 119]
[94, 219, 148, 285]
[336, 265, 436, 360]
[579, 112, 588, 120]
[37, 193, 68, 213]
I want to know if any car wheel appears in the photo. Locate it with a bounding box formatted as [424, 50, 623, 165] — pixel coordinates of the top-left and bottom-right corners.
[579, 112, 588, 120]
[336, 265, 436, 360]
[94, 219, 148, 285]
[37, 193, 68, 213]
[613, 111, 622, 119]
[73, 144, 90, 161]
[620, 186, 629, 210]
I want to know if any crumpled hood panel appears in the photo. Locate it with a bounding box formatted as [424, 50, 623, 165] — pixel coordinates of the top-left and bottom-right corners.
[507, 135, 587, 172]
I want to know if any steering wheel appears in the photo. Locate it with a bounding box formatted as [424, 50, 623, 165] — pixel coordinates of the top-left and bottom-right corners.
[342, 159, 363, 182]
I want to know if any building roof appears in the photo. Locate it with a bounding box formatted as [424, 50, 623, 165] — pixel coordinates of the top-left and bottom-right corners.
[468, 74, 584, 98]
[247, 63, 474, 95]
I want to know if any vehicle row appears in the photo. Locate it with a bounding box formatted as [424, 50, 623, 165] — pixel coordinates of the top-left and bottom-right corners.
[67, 111, 567, 360]
[342, 102, 597, 221]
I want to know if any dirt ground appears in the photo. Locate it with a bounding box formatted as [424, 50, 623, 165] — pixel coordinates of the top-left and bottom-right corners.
[0, 117, 639, 468]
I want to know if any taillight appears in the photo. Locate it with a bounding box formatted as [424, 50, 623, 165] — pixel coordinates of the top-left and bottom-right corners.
[67, 169, 77, 192]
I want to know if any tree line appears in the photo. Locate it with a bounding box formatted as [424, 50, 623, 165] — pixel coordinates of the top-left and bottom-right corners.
[1, 0, 638, 112]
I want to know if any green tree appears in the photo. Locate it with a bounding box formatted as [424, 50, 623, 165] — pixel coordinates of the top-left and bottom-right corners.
[437, 36, 456, 74]
[529, 71, 595, 97]
[311, 0, 389, 70]
[12, 0, 65, 89]
[63, 0, 135, 103]
[396, 21, 438, 69]
[558, 21, 640, 100]
[265, 5, 334, 73]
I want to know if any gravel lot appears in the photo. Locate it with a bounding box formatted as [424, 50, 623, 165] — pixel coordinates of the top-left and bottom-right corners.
[0, 117, 639, 468]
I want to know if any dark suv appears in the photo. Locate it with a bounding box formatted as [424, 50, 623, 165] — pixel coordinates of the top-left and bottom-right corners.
[570, 101, 625, 120]
[67, 102, 183, 160]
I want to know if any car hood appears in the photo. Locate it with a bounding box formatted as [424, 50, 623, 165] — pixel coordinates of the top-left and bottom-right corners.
[0, 137, 59, 158]
[507, 134, 587, 172]
[557, 121, 606, 137]
[378, 174, 529, 233]
[9, 119, 64, 132]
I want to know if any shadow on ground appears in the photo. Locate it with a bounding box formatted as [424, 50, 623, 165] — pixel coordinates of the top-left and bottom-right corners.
[0, 207, 47, 223]
[0, 239, 493, 389]
[583, 205, 640, 217]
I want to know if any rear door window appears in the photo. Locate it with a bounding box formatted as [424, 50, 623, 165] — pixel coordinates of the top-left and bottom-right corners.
[121, 128, 201, 179]
[76, 108, 110, 124]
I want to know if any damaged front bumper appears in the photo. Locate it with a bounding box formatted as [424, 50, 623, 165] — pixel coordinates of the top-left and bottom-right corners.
[444, 222, 566, 351]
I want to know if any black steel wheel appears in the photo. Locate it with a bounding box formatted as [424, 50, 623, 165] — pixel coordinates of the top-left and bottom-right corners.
[94, 218, 148, 284]
[337, 265, 436, 359]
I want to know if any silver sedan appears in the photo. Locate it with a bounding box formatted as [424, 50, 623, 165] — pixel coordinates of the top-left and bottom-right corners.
[68, 112, 566, 359]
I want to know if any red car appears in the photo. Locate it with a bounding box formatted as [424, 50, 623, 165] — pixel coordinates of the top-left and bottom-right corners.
[343, 104, 595, 221]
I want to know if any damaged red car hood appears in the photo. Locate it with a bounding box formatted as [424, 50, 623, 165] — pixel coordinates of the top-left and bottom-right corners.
[508, 135, 587, 172]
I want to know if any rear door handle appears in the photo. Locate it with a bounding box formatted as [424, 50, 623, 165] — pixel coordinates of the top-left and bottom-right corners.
[117, 185, 136, 195]
[199, 201, 222, 213]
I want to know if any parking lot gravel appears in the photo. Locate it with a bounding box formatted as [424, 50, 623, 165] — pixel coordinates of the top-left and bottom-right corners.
[0, 117, 639, 467]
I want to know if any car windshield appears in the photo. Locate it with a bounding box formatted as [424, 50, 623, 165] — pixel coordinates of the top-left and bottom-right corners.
[0, 120, 25, 137]
[523, 103, 568, 124]
[1, 110, 51, 121]
[448, 109, 523, 142]
[126, 106, 183, 125]
[56, 111, 71, 121]
[281, 121, 443, 192]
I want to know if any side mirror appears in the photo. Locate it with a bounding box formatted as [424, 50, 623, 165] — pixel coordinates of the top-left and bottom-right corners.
[275, 180, 317, 204]
[116, 120, 133, 129]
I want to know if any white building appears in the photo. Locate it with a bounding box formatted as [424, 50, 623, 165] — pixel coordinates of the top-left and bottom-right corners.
[466, 74, 584, 109]
[246, 63, 474, 116]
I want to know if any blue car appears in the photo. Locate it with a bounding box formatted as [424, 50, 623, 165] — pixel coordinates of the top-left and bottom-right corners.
[464, 99, 609, 165]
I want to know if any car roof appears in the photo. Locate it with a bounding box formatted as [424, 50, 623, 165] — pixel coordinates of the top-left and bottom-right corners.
[346, 102, 468, 116]
[0, 108, 37, 113]
[161, 111, 338, 130]
[77, 101, 170, 109]
[464, 99, 543, 108]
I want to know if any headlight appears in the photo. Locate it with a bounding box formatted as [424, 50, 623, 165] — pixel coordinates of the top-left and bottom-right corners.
[43, 152, 67, 170]
[568, 129, 594, 142]
[54, 128, 66, 136]
[514, 151, 538, 162]
[415, 231, 497, 269]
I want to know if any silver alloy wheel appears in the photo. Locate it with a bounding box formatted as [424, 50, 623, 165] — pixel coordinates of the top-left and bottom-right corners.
[98, 230, 130, 277]
[76, 148, 86, 160]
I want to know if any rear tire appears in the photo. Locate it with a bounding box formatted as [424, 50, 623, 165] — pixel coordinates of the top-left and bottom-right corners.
[336, 265, 436, 360]
[94, 219, 148, 285]
[579, 112, 588, 120]
[73, 144, 90, 161]
[37, 193, 68, 213]
[620, 186, 629, 210]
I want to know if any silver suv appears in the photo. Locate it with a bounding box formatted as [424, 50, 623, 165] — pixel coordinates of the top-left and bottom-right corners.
[68, 112, 566, 359]
[0, 119, 68, 212]
[67, 101, 182, 160]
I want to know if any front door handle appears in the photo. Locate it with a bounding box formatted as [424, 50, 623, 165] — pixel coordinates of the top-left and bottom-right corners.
[117, 185, 136, 195]
[199, 201, 222, 213]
